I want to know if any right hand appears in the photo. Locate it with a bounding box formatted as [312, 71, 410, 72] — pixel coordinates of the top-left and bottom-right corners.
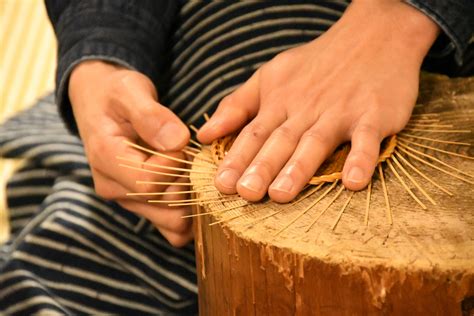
[69, 60, 192, 247]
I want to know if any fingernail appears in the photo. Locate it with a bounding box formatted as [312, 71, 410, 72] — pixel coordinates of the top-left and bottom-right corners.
[347, 166, 365, 183]
[240, 173, 264, 193]
[217, 169, 240, 189]
[271, 175, 294, 193]
[156, 122, 188, 150]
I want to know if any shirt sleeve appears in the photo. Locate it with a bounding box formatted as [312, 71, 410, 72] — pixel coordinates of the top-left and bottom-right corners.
[45, 0, 179, 134]
[404, 0, 474, 66]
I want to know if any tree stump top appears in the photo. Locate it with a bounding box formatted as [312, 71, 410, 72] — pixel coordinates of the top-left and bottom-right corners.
[191, 74, 474, 276]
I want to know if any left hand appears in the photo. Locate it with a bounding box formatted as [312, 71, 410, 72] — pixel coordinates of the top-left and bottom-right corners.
[198, 0, 439, 203]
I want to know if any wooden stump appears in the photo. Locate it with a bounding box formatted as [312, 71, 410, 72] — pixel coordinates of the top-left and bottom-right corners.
[191, 75, 474, 316]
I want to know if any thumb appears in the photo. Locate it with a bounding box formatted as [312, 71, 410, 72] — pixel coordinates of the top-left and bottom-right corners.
[119, 72, 190, 151]
[197, 69, 260, 144]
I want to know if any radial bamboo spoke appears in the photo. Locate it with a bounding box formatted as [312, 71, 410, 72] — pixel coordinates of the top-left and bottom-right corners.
[119, 163, 192, 178]
[209, 208, 262, 226]
[394, 151, 453, 196]
[189, 125, 199, 134]
[331, 191, 355, 231]
[378, 163, 393, 225]
[117, 156, 215, 175]
[127, 188, 216, 196]
[398, 138, 474, 160]
[402, 128, 471, 133]
[149, 195, 239, 204]
[405, 123, 453, 128]
[398, 144, 474, 183]
[391, 156, 436, 205]
[274, 181, 339, 236]
[137, 181, 194, 186]
[305, 185, 345, 232]
[184, 146, 201, 153]
[408, 119, 440, 124]
[168, 196, 242, 207]
[183, 149, 215, 163]
[387, 160, 427, 209]
[203, 113, 210, 121]
[399, 133, 471, 146]
[123, 140, 215, 168]
[292, 183, 324, 205]
[182, 203, 249, 218]
[189, 139, 203, 148]
[364, 180, 372, 226]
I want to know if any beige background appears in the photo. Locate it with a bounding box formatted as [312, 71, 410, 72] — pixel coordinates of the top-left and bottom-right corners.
[0, 0, 57, 242]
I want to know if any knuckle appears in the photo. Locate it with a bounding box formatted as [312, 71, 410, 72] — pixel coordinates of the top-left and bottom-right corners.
[301, 128, 330, 145]
[272, 125, 299, 143]
[219, 94, 236, 110]
[241, 121, 271, 140]
[354, 123, 380, 138]
[251, 159, 276, 177]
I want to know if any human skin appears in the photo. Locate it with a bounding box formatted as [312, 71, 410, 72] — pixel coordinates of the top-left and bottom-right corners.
[198, 0, 440, 203]
[69, 62, 193, 247]
[69, 0, 439, 246]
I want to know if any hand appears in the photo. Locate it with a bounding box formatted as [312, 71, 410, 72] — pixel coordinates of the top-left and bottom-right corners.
[69, 61, 192, 246]
[198, 0, 439, 203]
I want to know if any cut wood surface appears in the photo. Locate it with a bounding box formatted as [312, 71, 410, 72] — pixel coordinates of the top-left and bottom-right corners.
[191, 74, 474, 315]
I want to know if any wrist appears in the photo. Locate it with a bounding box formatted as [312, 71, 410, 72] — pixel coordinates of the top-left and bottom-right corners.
[345, 0, 440, 64]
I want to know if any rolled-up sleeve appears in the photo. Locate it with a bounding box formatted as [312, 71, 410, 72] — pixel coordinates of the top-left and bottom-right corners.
[45, 0, 179, 133]
[404, 0, 474, 65]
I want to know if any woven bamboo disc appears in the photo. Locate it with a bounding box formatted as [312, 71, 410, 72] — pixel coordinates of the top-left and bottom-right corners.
[190, 74, 474, 315]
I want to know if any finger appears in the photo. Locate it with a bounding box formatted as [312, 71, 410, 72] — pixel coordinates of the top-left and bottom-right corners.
[214, 112, 285, 195]
[115, 73, 190, 151]
[91, 168, 147, 202]
[235, 115, 313, 201]
[268, 114, 346, 203]
[117, 199, 192, 233]
[90, 135, 186, 193]
[342, 118, 382, 190]
[157, 226, 194, 248]
[197, 69, 261, 144]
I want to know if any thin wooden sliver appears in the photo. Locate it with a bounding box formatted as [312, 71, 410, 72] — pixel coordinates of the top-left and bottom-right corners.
[403, 128, 471, 133]
[391, 156, 436, 205]
[117, 156, 215, 175]
[182, 203, 249, 218]
[209, 207, 262, 226]
[305, 185, 345, 232]
[397, 144, 474, 184]
[387, 159, 427, 209]
[126, 188, 215, 196]
[399, 133, 471, 146]
[398, 138, 474, 160]
[123, 140, 213, 168]
[119, 163, 192, 178]
[378, 163, 393, 225]
[274, 181, 339, 236]
[189, 139, 203, 148]
[331, 190, 355, 231]
[364, 180, 372, 226]
[189, 125, 199, 133]
[394, 151, 453, 196]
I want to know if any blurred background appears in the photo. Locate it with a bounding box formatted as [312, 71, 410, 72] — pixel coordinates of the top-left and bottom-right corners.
[0, 0, 57, 242]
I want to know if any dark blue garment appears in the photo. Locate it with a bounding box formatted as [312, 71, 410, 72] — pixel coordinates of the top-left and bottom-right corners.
[44, 0, 474, 134]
